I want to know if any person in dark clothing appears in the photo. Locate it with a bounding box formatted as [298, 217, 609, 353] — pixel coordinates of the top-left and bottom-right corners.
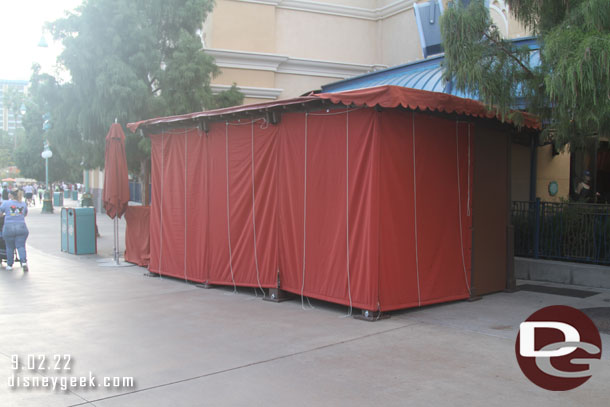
[576, 170, 600, 202]
[1, 183, 9, 201]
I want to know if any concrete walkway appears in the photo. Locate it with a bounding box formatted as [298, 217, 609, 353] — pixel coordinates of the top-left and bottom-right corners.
[0, 199, 609, 406]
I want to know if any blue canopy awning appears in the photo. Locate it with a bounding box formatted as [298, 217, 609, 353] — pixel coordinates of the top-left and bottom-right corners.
[321, 37, 539, 103]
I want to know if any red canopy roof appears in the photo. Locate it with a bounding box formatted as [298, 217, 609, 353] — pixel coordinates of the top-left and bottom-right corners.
[127, 96, 317, 133]
[127, 85, 540, 132]
[317, 86, 540, 129]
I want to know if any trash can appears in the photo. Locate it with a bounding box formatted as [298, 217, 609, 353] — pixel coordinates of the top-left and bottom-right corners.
[61, 208, 69, 252]
[72, 190, 78, 200]
[53, 192, 64, 207]
[60, 207, 97, 254]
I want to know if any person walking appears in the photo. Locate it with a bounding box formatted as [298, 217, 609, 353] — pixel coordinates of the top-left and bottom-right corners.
[24, 184, 34, 207]
[0, 189, 29, 271]
[1, 183, 9, 201]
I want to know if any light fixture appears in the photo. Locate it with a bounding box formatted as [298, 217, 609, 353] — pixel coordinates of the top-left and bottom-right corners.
[41, 148, 53, 159]
[38, 35, 48, 48]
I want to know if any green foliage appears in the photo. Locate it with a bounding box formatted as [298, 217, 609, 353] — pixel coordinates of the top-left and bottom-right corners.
[17, 66, 81, 182]
[33, 0, 243, 174]
[0, 130, 14, 169]
[206, 84, 244, 110]
[441, 0, 610, 148]
[543, 0, 610, 147]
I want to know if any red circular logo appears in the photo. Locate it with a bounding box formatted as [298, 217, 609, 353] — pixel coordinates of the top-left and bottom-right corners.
[515, 305, 602, 391]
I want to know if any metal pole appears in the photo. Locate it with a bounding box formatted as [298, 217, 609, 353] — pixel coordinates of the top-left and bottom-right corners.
[114, 217, 119, 265]
[534, 198, 541, 259]
[42, 155, 54, 214]
[114, 123, 119, 265]
[506, 132, 516, 291]
[529, 134, 538, 202]
[593, 141, 598, 202]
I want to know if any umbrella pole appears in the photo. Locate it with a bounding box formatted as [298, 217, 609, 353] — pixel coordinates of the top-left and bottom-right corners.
[114, 216, 120, 265]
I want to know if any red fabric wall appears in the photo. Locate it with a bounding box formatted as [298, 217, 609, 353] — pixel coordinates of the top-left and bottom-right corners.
[150, 129, 189, 281]
[149, 123, 277, 287]
[148, 108, 472, 311]
[124, 206, 150, 267]
[277, 109, 380, 309]
[377, 112, 472, 311]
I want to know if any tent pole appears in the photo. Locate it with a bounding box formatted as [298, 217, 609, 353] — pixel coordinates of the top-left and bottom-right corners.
[114, 216, 120, 265]
[113, 217, 116, 264]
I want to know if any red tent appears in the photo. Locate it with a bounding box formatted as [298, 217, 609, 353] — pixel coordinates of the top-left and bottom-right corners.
[124, 206, 150, 266]
[128, 86, 539, 313]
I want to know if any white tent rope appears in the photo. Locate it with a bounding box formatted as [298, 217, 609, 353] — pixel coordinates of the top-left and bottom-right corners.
[251, 121, 265, 298]
[344, 108, 353, 317]
[157, 131, 165, 279]
[307, 107, 362, 116]
[183, 130, 189, 284]
[205, 129, 211, 285]
[161, 128, 194, 136]
[412, 112, 421, 307]
[225, 118, 266, 297]
[456, 122, 472, 294]
[232, 119, 258, 125]
[301, 112, 313, 310]
[467, 124, 471, 217]
[226, 118, 267, 127]
[225, 122, 237, 293]
[305, 108, 360, 313]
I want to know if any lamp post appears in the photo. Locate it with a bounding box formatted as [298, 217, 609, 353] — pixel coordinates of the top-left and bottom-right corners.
[41, 143, 53, 213]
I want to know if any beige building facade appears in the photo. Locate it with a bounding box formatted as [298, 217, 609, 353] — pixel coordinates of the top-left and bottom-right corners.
[203, 0, 528, 104]
[511, 143, 571, 202]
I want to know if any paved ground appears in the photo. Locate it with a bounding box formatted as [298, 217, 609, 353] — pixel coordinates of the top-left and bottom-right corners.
[0, 199, 609, 406]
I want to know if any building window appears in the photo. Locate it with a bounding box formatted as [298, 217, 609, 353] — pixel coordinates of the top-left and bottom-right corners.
[413, 0, 444, 59]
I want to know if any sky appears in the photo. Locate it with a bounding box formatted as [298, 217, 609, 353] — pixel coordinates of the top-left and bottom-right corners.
[0, 0, 82, 81]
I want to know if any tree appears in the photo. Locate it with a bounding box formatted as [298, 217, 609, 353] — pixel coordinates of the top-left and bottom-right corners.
[34, 0, 242, 197]
[0, 130, 15, 170]
[15, 65, 81, 182]
[441, 0, 610, 148]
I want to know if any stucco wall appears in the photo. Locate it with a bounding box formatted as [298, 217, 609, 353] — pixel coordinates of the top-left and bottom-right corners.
[536, 144, 570, 202]
[242, 97, 271, 105]
[275, 9, 378, 64]
[379, 8, 422, 65]
[207, 1, 276, 53]
[205, 0, 533, 101]
[215, 68, 276, 88]
[275, 72, 340, 97]
[511, 143, 531, 202]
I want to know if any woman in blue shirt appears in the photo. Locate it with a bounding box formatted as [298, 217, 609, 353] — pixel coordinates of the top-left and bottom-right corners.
[0, 189, 29, 271]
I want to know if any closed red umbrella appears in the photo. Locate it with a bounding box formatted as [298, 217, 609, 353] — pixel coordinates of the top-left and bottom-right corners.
[103, 123, 129, 219]
[103, 122, 129, 265]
